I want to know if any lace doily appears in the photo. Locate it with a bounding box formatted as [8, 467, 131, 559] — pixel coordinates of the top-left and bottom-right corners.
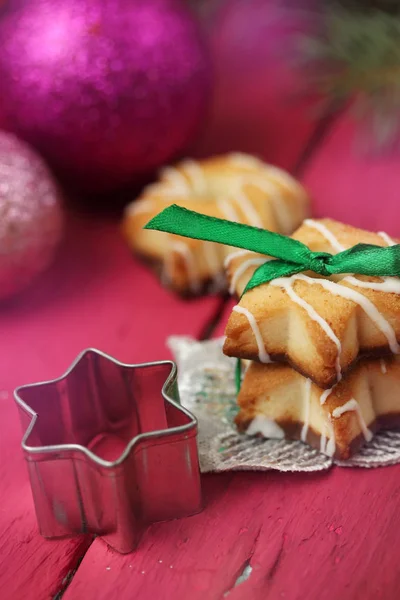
[167, 336, 400, 473]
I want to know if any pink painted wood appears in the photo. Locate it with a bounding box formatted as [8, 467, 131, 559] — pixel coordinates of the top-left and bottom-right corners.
[0, 392, 92, 600]
[0, 213, 221, 600]
[63, 468, 400, 600]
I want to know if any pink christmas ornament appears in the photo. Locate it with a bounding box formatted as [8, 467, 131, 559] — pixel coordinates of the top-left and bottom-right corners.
[0, 132, 64, 300]
[0, 0, 210, 193]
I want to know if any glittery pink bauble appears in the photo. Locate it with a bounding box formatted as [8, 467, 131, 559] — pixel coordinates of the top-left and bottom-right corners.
[0, 0, 210, 193]
[0, 132, 64, 300]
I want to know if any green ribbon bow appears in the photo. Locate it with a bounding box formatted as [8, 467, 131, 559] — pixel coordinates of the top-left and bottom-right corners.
[144, 205, 400, 296]
[145, 204, 400, 392]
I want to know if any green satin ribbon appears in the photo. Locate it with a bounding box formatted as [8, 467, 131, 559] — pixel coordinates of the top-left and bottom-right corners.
[145, 204, 400, 393]
[144, 204, 400, 296]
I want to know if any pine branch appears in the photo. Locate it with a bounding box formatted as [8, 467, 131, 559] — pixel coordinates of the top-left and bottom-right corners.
[301, 4, 400, 148]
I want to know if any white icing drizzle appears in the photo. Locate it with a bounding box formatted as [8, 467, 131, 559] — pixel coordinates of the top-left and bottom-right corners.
[233, 187, 264, 228]
[320, 429, 326, 455]
[378, 231, 396, 246]
[246, 415, 285, 439]
[262, 164, 305, 196]
[304, 219, 346, 253]
[126, 199, 154, 216]
[217, 198, 241, 222]
[270, 269, 400, 385]
[343, 275, 400, 294]
[270, 276, 342, 381]
[228, 153, 262, 169]
[332, 398, 373, 442]
[171, 241, 200, 294]
[243, 360, 251, 372]
[229, 151, 305, 197]
[306, 221, 400, 317]
[224, 249, 253, 268]
[145, 180, 191, 197]
[340, 231, 400, 296]
[233, 305, 272, 363]
[160, 166, 191, 191]
[181, 160, 207, 195]
[326, 425, 336, 456]
[301, 378, 312, 442]
[229, 258, 270, 295]
[242, 176, 293, 234]
[320, 387, 334, 405]
[288, 274, 400, 354]
[320, 418, 336, 457]
[380, 359, 387, 374]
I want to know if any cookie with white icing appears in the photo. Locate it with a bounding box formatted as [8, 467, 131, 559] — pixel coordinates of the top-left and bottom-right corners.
[236, 357, 400, 459]
[224, 219, 400, 388]
[122, 153, 310, 295]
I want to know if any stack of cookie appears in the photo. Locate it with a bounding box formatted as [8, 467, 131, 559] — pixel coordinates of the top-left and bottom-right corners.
[224, 218, 400, 459]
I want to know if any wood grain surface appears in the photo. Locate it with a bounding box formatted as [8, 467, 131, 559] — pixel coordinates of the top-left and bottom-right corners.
[64, 467, 400, 600]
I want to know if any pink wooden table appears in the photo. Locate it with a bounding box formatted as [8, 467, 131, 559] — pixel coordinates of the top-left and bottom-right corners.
[2, 59, 400, 599]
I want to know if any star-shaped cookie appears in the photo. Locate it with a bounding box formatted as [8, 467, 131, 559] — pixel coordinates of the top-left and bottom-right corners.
[123, 153, 310, 295]
[236, 356, 400, 459]
[224, 219, 400, 388]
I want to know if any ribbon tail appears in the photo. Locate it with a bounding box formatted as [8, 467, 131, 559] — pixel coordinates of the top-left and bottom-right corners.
[329, 243, 400, 277]
[235, 359, 242, 393]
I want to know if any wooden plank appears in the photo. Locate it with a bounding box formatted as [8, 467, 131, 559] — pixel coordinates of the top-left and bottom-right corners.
[64, 467, 400, 600]
[0, 212, 220, 600]
[226, 468, 400, 600]
[0, 390, 92, 600]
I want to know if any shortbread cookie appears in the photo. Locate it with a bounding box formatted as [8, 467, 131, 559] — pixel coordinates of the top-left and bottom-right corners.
[224, 219, 400, 388]
[123, 153, 310, 295]
[236, 357, 400, 459]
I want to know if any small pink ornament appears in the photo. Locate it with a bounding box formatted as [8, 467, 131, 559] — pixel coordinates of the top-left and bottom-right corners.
[0, 132, 64, 300]
[0, 0, 210, 193]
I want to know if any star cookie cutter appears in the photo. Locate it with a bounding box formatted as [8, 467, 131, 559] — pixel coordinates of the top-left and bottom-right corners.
[14, 349, 202, 553]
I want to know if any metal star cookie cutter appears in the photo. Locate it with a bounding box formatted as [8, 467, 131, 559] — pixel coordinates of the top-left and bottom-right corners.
[14, 349, 202, 553]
